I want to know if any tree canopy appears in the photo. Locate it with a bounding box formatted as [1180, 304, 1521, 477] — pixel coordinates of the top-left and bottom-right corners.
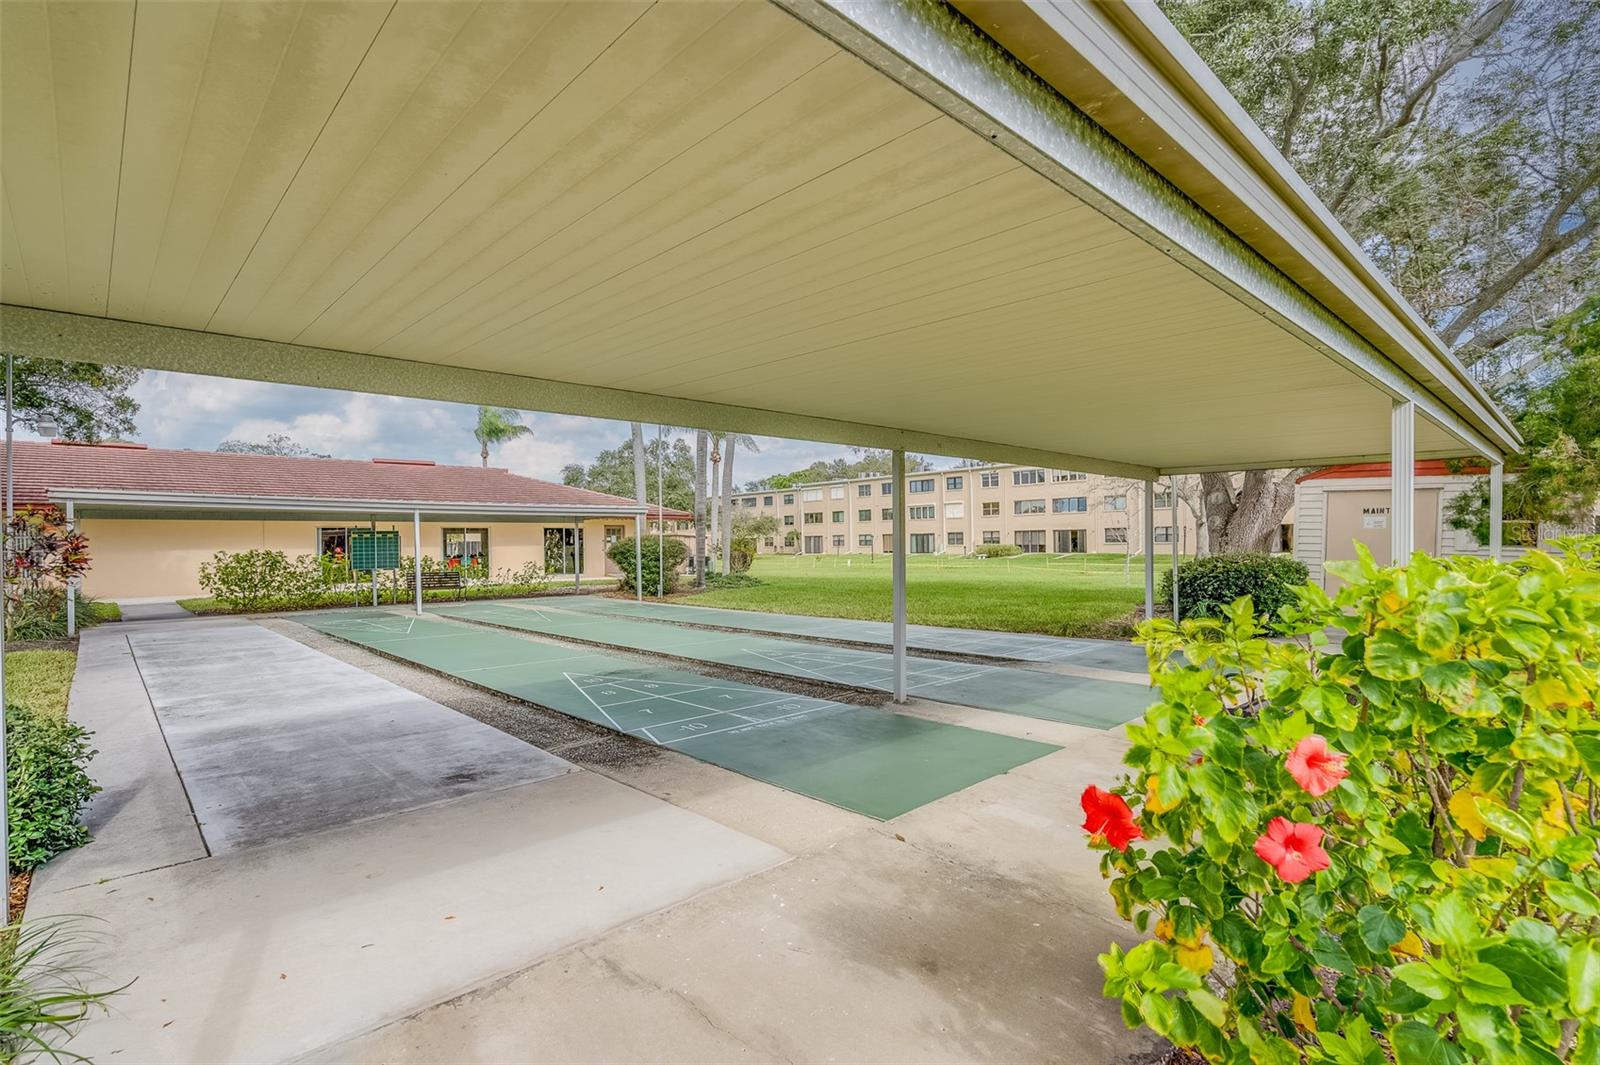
[217, 433, 331, 458]
[563, 434, 696, 511]
[748, 448, 929, 490]
[4, 357, 140, 442]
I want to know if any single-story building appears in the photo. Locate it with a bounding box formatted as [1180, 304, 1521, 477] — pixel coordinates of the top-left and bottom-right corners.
[11, 440, 690, 600]
[1294, 462, 1597, 589]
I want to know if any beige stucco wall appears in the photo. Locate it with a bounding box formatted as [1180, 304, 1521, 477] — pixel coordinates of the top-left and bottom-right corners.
[78, 517, 627, 599]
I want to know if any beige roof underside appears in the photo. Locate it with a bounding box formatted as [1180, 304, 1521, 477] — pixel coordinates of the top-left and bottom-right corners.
[1, 0, 1468, 471]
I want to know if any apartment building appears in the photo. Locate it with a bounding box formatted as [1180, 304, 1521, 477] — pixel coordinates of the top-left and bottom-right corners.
[732, 464, 1235, 556]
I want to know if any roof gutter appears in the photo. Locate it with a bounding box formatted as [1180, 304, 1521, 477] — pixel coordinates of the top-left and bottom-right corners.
[46, 488, 649, 517]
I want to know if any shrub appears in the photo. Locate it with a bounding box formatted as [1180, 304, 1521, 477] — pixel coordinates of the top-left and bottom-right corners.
[7, 704, 98, 872]
[1088, 539, 1600, 1064]
[4, 590, 117, 641]
[197, 549, 321, 610]
[730, 537, 757, 574]
[0, 917, 127, 1058]
[973, 543, 1023, 558]
[607, 536, 687, 595]
[1160, 553, 1308, 625]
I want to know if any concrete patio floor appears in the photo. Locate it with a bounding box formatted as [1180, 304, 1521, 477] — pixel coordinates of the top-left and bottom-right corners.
[28, 614, 1163, 1063]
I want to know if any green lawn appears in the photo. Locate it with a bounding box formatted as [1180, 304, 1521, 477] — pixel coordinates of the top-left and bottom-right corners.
[679, 552, 1184, 638]
[3, 650, 78, 720]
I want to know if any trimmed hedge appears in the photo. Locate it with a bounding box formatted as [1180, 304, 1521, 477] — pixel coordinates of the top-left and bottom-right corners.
[607, 536, 688, 595]
[1159, 553, 1308, 624]
[973, 543, 1024, 558]
[6, 704, 98, 872]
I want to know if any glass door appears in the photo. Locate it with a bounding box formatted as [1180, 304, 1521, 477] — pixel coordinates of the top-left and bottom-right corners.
[544, 527, 582, 575]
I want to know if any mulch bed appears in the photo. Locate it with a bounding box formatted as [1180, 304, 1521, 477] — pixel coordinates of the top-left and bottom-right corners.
[8, 870, 32, 922]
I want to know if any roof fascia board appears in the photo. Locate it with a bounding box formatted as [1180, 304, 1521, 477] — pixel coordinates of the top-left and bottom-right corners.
[947, 0, 1516, 443]
[46, 488, 647, 516]
[775, 0, 1513, 461]
[1162, 447, 1491, 476]
[0, 305, 1161, 481]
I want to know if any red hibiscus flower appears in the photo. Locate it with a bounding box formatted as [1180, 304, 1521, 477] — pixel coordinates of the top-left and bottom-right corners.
[1285, 735, 1349, 797]
[1081, 785, 1142, 851]
[1253, 818, 1331, 883]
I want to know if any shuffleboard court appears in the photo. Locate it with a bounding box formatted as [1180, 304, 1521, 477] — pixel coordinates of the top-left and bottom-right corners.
[546, 594, 1150, 673]
[431, 601, 1152, 729]
[295, 610, 1058, 821]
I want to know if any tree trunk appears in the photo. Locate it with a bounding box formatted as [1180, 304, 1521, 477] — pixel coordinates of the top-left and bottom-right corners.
[1199, 469, 1304, 554]
[480, 441, 489, 467]
[694, 430, 708, 588]
[631, 421, 647, 533]
[720, 441, 736, 575]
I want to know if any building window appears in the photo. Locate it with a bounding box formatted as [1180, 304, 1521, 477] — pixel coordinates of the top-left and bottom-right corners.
[803, 489, 823, 502]
[317, 527, 350, 562]
[830, 486, 845, 499]
[804, 535, 823, 554]
[763, 537, 775, 548]
[1151, 490, 1173, 508]
[804, 511, 823, 524]
[981, 501, 1000, 517]
[784, 531, 798, 546]
[980, 471, 1000, 488]
[881, 482, 893, 495]
[909, 505, 936, 520]
[1053, 496, 1088, 513]
[1014, 530, 1045, 553]
[831, 510, 844, 523]
[982, 530, 1001, 544]
[947, 531, 964, 546]
[1154, 525, 1175, 543]
[858, 508, 871, 521]
[946, 476, 963, 490]
[1013, 468, 1046, 485]
[1105, 527, 1128, 544]
[832, 535, 845, 547]
[1014, 499, 1046, 515]
[444, 528, 489, 569]
[908, 478, 935, 493]
[742, 497, 756, 507]
[881, 508, 893, 521]
[857, 483, 872, 497]
[909, 533, 935, 554]
[783, 494, 795, 505]
[783, 515, 794, 526]
[1105, 494, 1128, 511]
[1053, 471, 1087, 482]
[944, 502, 964, 519]
[858, 534, 874, 547]
[1054, 528, 1086, 553]
[763, 495, 773, 506]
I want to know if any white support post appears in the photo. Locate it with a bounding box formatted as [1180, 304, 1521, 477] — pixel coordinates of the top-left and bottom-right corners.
[1170, 476, 1180, 624]
[1391, 400, 1416, 562]
[573, 518, 581, 595]
[634, 513, 643, 601]
[1141, 478, 1155, 621]
[65, 500, 76, 637]
[1488, 462, 1504, 561]
[369, 518, 378, 607]
[413, 510, 423, 615]
[891, 448, 907, 703]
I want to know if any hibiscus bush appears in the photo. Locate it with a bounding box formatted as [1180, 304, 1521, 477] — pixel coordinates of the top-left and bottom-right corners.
[1087, 538, 1600, 1064]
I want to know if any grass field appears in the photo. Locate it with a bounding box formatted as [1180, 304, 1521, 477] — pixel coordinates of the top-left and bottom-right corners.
[3, 650, 78, 719]
[679, 552, 1186, 638]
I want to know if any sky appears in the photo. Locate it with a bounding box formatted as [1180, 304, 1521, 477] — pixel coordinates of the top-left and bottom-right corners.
[71, 368, 888, 486]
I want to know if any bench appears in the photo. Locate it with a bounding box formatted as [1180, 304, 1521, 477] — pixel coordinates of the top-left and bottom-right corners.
[419, 570, 464, 600]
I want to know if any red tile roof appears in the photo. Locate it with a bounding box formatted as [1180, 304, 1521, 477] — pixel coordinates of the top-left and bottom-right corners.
[1298, 461, 1488, 482]
[10, 441, 692, 517]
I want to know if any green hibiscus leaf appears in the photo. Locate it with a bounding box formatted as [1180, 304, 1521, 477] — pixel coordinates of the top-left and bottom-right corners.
[1393, 961, 1453, 1001]
[1389, 1020, 1466, 1065]
[1546, 880, 1600, 917]
[1414, 608, 1459, 654]
[1366, 629, 1429, 680]
[1478, 940, 1567, 1008]
[1571, 940, 1600, 1018]
[1459, 962, 1528, 1006]
[1357, 904, 1405, 951]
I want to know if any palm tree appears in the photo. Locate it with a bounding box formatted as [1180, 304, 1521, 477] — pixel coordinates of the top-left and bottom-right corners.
[720, 434, 758, 574]
[694, 430, 709, 587]
[473, 406, 532, 467]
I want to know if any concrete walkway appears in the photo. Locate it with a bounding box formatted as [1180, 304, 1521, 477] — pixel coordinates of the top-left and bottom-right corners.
[27, 621, 787, 1062]
[113, 597, 199, 622]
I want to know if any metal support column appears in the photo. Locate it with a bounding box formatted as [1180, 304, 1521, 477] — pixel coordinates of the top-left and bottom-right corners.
[1170, 476, 1181, 624]
[413, 510, 423, 615]
[369, 518, 378, 606]
[573, 518, 581, 595]
[891, 448, 907, 703]
[634, 513, 643, 601]
[1391, 401, 1416, 561]
[1488, 462, 1504, 562]
[65, 500, 76, 637]
[1141, 478, 1154, 621]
